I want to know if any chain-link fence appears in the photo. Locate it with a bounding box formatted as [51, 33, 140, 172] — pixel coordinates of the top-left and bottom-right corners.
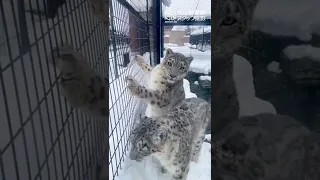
[0, 0, 108, 180]
[108, 0, 157, 179]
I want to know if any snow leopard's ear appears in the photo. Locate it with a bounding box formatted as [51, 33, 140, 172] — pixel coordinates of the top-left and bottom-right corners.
[185, 56, 193, 64]
[166, 48, 174, 55]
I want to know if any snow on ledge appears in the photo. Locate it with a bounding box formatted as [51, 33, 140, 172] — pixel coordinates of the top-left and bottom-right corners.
[267, 61, 282, 74]
[199, 76, 211, 81]
[252, 0, 320, 41]
[283, 45, 320, 61]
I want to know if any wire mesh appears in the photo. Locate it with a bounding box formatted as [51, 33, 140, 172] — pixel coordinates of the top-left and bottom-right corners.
[162, 0, 211, 21]
[0, 0, 108, 180]
[108, 0, 156, 179]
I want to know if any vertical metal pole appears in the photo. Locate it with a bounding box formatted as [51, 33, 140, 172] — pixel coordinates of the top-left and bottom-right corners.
[18, 0, 30, 54]
[146, 0, 152, 64]
[160, 18, 164, 58]
[154, 0, 161, 64]
[202, 26, 204, 51]
[109, 0, 119, 78]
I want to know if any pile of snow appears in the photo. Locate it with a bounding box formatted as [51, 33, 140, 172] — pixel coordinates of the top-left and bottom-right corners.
[233, 54, 277, 117]
[194, 81, 199, 85]
[199, 76, 211, 81]
[171, 26, 187, 31]
[115, 142, 211, 180]
[267, 61, 282, 74]
[190, 27, 211, 35]
[164, 34, 170, 37]
[283, 45, 320, 60]
[184, 79, 197, 98]
[253, 0, 320, 41]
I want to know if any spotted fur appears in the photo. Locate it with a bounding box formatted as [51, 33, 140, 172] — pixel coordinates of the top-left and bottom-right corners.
[50, 44, 108, 117]
[129, 98, 210, 180]
[126, 48, 193, 117]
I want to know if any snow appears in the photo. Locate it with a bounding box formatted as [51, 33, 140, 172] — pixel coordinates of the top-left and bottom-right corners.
[162, 45, 211, 74]
[233, 54, 277, 117]
[252, 0, 320, 41]
[283, 45, 320, 61]
[267, 61, 282, 74]
[190, 27, 211, 35]
[171, 26, 187, 31]
[199, 76, 211, 81]
[164, 34, 170, 37]
[183, 79, 198, 98]
[115, 141, 211, 180]
[194, 81, 199, 85]
[204, 134, 211, 142]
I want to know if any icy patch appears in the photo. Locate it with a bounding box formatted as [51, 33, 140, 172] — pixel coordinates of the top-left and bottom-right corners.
[252, 0, 320, 41]
[233, 54, 277, 116]
[267, 61, 282, 74]
[194, 81, 199, 85]
[184, 79, 197, 98]
[283, 45, 320, 61]
[199, 76, 211, 81]
[115, 142, 211, 180]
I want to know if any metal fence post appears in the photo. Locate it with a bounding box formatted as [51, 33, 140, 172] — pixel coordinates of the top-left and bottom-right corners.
[109, 0, 119, 78]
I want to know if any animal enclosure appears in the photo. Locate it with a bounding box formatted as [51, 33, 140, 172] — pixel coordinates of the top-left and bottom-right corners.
[0, 0, 108, 179]
[108, 0, 157, 179]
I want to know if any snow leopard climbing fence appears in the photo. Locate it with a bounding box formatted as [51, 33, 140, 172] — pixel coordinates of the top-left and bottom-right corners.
[0, 0, 108, 180]
[108, 0, 157, 179]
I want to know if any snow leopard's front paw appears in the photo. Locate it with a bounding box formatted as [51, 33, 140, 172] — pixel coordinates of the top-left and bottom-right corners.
[125, 75, 142, 96]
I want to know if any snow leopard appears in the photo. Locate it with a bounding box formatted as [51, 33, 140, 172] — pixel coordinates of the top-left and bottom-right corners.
[125, 48, 193, 117]
[49, 44, 108, 117]
[129, 98, 211, 180]
[212, 0, 320, 179]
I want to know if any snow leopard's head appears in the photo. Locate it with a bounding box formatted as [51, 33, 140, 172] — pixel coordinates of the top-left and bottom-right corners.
[128, 115, 169, 162]
[211, 0, 258, 58]
[162, 48, 193, 83]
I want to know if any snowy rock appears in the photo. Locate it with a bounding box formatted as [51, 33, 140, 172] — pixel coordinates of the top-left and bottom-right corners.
[267, 61, 282, 74]
[281, 45, 320, 85]
[198, 76, 211, 89]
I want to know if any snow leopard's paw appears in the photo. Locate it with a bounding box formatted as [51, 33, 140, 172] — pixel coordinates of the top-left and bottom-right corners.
[125, 75, 142, 96]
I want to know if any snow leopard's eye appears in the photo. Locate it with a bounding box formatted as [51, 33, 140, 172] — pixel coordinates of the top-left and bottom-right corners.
[179, 66, 185, 70]
[167, 62, 172, 66]
[221, 16, 237, 26]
